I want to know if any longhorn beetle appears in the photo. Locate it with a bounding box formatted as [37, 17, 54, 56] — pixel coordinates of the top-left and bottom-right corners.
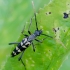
[9, 1, 53, 69]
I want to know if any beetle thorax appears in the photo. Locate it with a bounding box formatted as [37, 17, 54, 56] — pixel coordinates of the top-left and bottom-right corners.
[34, 30, 42, 36]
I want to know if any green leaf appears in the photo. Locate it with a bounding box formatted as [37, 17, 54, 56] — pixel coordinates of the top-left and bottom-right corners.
[0, 0, 70, 70]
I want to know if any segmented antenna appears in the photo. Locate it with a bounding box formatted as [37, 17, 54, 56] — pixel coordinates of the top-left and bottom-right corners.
[21, 24, 25, 34]
[32, 1, 35, 13]
[32, 1, 38, 30]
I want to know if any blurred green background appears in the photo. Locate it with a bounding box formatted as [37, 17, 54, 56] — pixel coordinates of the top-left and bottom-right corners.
[0, 0, 70, 70]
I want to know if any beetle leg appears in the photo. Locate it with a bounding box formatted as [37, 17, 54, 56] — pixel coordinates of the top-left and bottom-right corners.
[31, 42, 35, 52]
[18, 51, 24, 61]
[28, 18, 32, 35]
[9, 42, 20, 45]
[35, 39, 42, 43]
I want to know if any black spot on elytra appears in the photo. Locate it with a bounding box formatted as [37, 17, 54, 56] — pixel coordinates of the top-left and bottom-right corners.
[68, 4, 70, 5]
[63, 13, 69, 19]
[46, 12, 51, 15]
[49, 50, 50, 52]
[64, 30, 65, 32]
[46, 12, 47, 15]
[58, 27, 59, 30]
[53, 28, 57, 32]
[49, 12, 51, 14]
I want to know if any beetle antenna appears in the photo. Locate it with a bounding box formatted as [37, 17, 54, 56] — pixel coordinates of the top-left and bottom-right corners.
[32, 1, 38, 30]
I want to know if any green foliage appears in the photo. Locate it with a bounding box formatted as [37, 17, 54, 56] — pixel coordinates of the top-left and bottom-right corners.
[0, 0, 70, 70]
